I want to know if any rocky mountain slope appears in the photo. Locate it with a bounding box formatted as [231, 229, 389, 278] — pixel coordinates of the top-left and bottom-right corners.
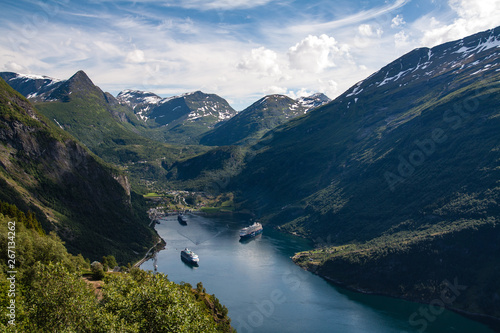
[117, 89, 237, 144]
[0, 77, 157, 262]
[0, 70, 205, 191]
[0, 72, 64, 101]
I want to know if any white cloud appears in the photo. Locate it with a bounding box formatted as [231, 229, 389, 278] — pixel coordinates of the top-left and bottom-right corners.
[158, 17, 199, 34]
[3, 61, 27, 72]
[264, 85, 288, 95]
[165, 0, 276, 10]
[394, 30, 410, 48]
[94, 41, 123, 56]
[358, 24, 383, 37]
[318, 79, 338, 98]
[449, 0, 496, 19]
[358, 24, 373, 37]
[237, 47, 282, 77]
[287, 0, 410, 36]
[288, 34, 351, 73]
[419, 0, 500, 47]
[285, 87, 314, 99]
[391, 14, 406, 28]
[125, 49, 146, 63]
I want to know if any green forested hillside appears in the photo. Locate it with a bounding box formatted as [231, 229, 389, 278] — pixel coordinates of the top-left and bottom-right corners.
[225, 27, 500, 322]
[0, 209, 233, 332]
[0, 77, 157, 263]
[33, 71, 202, 166]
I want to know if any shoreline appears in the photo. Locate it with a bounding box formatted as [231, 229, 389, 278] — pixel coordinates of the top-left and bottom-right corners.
[135, 213, 499, 331]
[294, 262, 500, 332]
[134, 231, 166, 268]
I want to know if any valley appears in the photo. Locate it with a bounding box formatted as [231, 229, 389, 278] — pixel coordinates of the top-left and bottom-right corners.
[1, 25, 500, 331]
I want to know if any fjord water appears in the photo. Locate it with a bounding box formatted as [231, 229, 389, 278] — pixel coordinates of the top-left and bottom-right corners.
[141, 214, 493, 333]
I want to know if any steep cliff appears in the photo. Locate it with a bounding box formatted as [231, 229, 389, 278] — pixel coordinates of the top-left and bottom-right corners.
[0, 77, 156, 262]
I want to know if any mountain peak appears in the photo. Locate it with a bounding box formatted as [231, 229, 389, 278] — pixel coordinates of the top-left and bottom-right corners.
[116, 88, 237, 143]
[44, 70, 99, 102]
[257, 94, 294, 105]
[67, 70, 94, 87]
[297, 93, 331, 110]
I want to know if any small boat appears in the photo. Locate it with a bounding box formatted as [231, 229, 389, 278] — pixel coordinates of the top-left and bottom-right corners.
[178, 214, 188, 225]
[181, 248, 199, 265]
[239, 222, 263, 239]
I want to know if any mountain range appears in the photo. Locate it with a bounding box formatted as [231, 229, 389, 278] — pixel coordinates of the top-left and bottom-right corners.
[153, 25, 500, 325]
[116, 89, 237, 144]
[115, 89, 329, 146]
[0, 71, 330, 147]
[200, 93, 330, 146]
[1, 25, 500, 327]
[229, 26, 500, 322]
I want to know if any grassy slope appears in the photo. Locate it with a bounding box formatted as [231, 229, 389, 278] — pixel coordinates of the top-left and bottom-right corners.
[34, 86, 208, 191]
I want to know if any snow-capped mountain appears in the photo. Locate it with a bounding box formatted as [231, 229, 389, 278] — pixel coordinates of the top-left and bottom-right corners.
[116, 90, 164, 121]
[340, 26, 500, 111]
[116, 90, 236, 126]
[0, 70, 113, 105]
[200, 93, 330, 146]
[297, 93, 331, 110]
[0, 72, 64, 101]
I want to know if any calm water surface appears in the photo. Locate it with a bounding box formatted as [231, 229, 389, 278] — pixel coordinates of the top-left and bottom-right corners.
[141, 214, 494, 333]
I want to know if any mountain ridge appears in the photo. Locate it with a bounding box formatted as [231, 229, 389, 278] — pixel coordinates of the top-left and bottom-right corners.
[1, 70, 331, 147]
[199, 93, 330, 146]
[225, 26, 500, 322]
[116, 89, 237, 144]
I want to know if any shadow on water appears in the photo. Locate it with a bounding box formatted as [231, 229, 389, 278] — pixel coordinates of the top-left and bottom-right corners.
[322, 277, 495, 333]
[143, 214, 495, 333]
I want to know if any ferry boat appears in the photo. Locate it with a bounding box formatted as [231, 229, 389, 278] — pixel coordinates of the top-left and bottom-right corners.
[239, 222, 263, 239]
[178, 213, 188, 225]
[180, 248, 199, 265]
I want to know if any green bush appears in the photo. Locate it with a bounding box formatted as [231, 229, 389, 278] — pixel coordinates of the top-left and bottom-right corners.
[91, 262, 105, 280]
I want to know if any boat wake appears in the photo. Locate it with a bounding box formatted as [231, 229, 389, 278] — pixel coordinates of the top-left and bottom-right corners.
[176, 225, 229, 245]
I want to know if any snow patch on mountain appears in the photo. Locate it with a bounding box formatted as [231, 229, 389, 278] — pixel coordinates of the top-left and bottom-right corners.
[117, 89, 237, 125]
[15, 73, 61, 83]
[0, 72, 65, 101]
[454, 33, 500, 56]
[117, 90, 162, 108]
[297, 93, 331, 111]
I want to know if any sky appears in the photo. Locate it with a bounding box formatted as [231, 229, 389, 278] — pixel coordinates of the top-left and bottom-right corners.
[1, 0, 499, 110]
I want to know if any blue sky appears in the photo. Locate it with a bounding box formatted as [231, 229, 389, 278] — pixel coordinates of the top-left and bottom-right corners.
[1, 0, 499, 110]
